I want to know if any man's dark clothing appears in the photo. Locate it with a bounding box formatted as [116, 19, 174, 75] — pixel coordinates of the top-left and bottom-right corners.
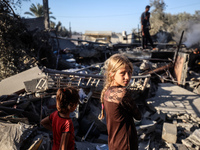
[141, 12, 154, 49]
[141, 12, 150, 26]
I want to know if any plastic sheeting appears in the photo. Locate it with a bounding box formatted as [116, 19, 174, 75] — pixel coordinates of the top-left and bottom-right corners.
[0, 122, 35, 150]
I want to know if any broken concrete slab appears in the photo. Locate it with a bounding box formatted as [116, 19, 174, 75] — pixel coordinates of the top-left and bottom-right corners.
[186, 129, 200, 147]
[162, 123, 177, 143]
[0, 66, 46, 96]
[181, 139, 195, 149]
[146, 83, 200, 117]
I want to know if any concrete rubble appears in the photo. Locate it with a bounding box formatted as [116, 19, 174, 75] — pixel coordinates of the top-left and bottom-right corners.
[0, 37, 200, 150]
[162, 123, 177, 143]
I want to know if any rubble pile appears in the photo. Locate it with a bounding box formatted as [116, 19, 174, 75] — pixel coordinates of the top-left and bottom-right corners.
[0, 44, 200, 150]
[142, 81, 200, 150]
[137, 106, 200, 150]
[0, 64, 150, 149]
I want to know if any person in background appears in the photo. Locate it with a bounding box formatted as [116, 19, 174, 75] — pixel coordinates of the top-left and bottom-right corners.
[141, 5, 156, 50]
[99, 54, 141, 150]
[41, 87, 80, 150]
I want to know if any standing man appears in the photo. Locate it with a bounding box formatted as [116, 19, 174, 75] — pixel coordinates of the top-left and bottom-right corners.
[141, 5, 155, 50]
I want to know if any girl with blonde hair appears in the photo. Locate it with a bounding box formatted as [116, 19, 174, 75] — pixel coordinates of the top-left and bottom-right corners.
[99, 53, 141, 150]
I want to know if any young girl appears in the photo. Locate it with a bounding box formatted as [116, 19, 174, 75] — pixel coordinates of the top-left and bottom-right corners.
[99, 54, 141, 150]
[41, 87, 79, 150]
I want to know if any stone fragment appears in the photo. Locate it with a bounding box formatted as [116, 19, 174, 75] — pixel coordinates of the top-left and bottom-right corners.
[162, 123, 177, 143]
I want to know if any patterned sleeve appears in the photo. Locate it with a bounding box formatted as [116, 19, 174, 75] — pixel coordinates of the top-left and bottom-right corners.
[62, 120, 70, 133]
[120, 89, 142, 120]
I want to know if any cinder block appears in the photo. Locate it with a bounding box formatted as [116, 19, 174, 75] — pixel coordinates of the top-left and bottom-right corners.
[162, 123, 177, 143]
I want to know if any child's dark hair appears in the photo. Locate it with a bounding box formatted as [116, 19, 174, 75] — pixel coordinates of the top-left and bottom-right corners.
[56, 87, 80, 113]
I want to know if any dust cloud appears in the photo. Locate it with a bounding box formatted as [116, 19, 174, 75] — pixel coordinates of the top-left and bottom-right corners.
[183, 23, 200, 47]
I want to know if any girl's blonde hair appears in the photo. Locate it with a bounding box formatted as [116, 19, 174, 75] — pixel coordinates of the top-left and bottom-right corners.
[99, 54, 133, 119]
[56, 87, 80, 113]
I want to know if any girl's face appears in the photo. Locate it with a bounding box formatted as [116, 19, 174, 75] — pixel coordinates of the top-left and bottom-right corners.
[111, 65, 132, 87]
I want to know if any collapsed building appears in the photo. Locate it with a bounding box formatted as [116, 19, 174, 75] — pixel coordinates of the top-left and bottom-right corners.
[1, 24, 200, 150]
